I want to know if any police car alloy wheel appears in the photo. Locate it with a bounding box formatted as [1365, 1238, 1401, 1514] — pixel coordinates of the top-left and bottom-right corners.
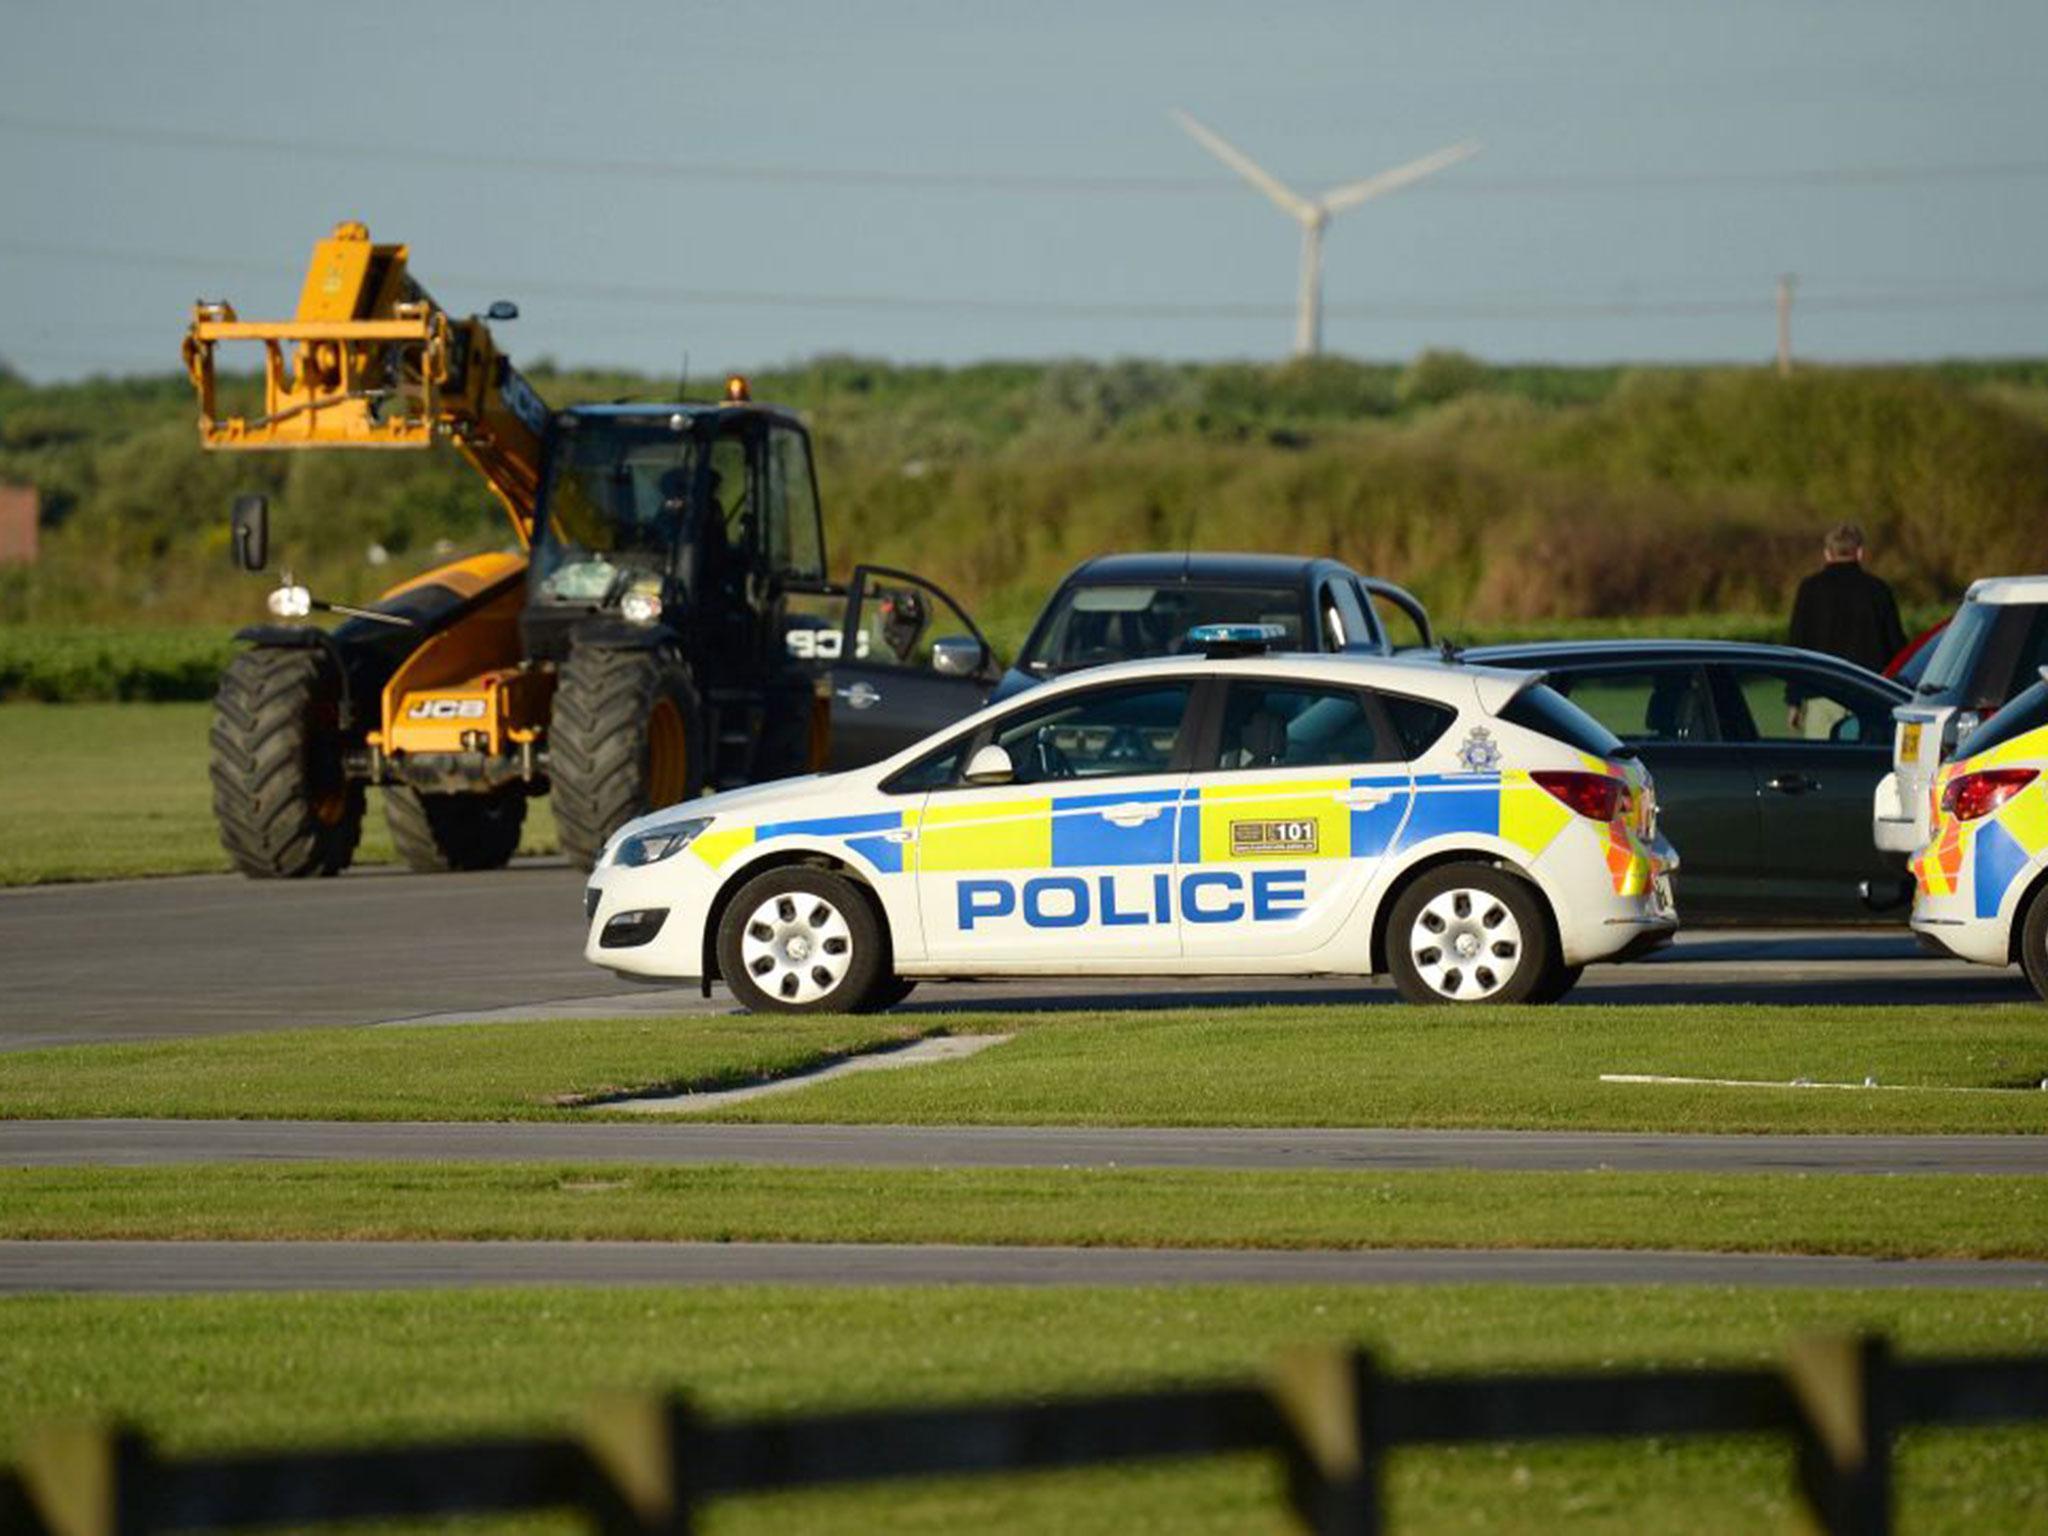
[716, 867, 891, 1014]
[1387, 864, 1556, 1005]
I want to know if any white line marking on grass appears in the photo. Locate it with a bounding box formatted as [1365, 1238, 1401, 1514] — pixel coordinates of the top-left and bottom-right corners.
[1601, 1073, 2048, 1095]
[597, 1034, 1013, 1114]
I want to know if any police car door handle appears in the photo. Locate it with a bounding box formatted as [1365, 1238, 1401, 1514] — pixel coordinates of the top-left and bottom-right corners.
[1339, 787, 1394, 808]
[1102, 803, 1162, 826]
[1767, 772, 1816, 795]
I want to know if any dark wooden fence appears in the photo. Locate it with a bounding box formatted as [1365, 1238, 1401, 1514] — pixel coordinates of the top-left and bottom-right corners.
[4, 1334, 2045, 1535]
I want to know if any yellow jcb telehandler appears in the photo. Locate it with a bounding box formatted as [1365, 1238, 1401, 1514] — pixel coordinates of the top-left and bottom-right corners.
[185, 223, 996, 876]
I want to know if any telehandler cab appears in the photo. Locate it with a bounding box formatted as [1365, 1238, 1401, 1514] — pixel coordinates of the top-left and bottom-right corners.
[185, 223, 995, 877]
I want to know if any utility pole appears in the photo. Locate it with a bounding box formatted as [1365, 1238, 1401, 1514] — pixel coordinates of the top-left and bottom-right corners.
[1776, 273, 1797, 377]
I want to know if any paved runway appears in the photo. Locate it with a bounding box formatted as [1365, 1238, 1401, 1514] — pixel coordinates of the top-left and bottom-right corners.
[7, 1120, 2043, 1175]
[0, 862, 2032, 1051]
[6, 1239, 2045, 1293]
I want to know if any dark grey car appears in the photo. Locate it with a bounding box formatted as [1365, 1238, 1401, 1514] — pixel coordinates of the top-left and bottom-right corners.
[1467, 641, 1910, 924]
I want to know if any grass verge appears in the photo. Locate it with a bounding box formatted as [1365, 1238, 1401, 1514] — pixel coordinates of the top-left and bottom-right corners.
[3, 1286, 2045, 1534]
[0, 1164, 2042, 1258]
[5, 1007, 2044, 1133]
[0, 1018, 926, 1121]
[0, 703, 557, 883]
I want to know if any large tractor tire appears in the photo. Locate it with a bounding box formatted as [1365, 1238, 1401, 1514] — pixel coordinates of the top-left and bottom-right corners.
[383, 784, 526, 873]
[209, 647, 364, 879]
[549, 644, 704, 869]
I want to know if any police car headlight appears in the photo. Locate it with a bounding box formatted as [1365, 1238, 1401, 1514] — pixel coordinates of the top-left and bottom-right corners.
[612, 817, 712, 867]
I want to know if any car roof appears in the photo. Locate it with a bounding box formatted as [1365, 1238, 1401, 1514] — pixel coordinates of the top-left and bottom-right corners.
[1963, 575, 2048, 604]
[1021, 646, 1536, 703]
[1061, 551, 1352, 586]
[1465, 639, 1910, 694]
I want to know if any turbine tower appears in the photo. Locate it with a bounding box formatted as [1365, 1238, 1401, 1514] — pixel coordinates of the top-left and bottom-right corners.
[1172, 111, 1480, 357]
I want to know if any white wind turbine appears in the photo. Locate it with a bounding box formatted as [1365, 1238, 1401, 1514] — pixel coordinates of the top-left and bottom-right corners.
[1172, 111, 1481, 357]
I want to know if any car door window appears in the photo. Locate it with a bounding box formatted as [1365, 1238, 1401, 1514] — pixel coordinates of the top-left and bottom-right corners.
[1546, 667, 1718, 744]
[1210, 681, 1398, 770]
[844, 569, 981, 673]
[1721, 666, 1895, 745]
[987, 682, 1194, 784]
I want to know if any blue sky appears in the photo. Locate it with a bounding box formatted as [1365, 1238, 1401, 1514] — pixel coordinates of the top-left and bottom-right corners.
[2, 0, 2043, 380]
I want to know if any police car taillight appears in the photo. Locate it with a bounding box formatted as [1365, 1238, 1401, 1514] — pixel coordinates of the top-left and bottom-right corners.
[1531, 770, 1623, 822]
[1942, 767, 2038, 822]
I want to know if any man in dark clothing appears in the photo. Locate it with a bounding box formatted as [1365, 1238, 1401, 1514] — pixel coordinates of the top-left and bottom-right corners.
[1786, 521, 1907, 732]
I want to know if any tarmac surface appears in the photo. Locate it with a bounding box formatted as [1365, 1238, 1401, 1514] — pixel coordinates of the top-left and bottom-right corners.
[0, 860, 2033, 1051]
[6, 1240, 2046, 1293]
[7, 1120, 2044, 1175]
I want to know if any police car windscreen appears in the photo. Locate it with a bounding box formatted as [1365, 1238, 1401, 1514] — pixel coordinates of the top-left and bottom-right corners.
[1028, 585, 1305, 672]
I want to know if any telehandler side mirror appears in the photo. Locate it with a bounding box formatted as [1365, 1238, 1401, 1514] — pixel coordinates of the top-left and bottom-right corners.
[230, 495, 269, 572]
[486, 301, 520, 322]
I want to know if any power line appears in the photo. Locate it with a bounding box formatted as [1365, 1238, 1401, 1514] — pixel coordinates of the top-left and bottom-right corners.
[5, 111, 2048, 198]
[4, 239, 2045, 326]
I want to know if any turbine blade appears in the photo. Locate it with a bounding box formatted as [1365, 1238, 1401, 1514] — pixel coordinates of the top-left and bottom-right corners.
[1171, 109, 1313, 221]
[1319, 139, 1482, 214]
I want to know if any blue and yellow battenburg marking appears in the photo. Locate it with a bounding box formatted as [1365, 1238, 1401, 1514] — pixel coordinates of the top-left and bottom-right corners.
[1915, 725, 2048, 916]
[685, 763, 1639, 885]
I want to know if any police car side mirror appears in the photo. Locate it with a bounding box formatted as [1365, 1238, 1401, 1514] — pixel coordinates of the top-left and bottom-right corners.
[964, 744, 1015, 785]
[932, 635, 986, 678]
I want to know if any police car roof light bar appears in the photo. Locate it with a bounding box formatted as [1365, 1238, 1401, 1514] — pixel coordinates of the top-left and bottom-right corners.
[1188, 622, 1287, 658]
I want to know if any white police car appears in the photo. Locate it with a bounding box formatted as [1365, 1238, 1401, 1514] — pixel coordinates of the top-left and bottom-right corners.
[584, 629, 1678, 1009]
[1908, 671, 2048, 998]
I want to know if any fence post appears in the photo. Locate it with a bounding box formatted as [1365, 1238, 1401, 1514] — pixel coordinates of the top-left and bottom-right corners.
[17, 1424, 152, 1536]
[1784, 1333, 1891, 1536]
[583, 1393, 694, 1536]
[1270, 1347, 1381, 1536]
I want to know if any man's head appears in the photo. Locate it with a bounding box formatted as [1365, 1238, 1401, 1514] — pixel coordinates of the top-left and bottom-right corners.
[1823, 522, 1866, 564]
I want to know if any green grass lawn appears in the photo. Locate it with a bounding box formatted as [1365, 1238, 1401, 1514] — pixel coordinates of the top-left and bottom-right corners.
[2, 1163, 2042, 1258]
[4, 1286, 2045, 1535]
[6, 1007, 2043, 1134]
[0, 703, 557, 884]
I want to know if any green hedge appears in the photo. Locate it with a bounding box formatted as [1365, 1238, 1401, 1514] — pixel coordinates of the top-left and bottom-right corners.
[0, 626, 237, 702]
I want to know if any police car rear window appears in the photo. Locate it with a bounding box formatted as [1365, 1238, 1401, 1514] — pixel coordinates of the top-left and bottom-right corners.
[1957, 680, 2048, 759]
[1497, 684, 1624, 758]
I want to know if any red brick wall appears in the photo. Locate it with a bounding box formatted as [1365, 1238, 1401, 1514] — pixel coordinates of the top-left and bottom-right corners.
[0, 484, 37, 565]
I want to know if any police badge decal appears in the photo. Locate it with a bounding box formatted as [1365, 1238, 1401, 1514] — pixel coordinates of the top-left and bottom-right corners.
[1456, 726, 1502, 774]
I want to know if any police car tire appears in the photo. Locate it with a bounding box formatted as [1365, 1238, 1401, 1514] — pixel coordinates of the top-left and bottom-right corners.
[717, 867, 890, 1014]
[1526, 962, 1584, 1006]
[1386, 864, 1555, 1006]
[383, 784, 526, 873]
[871, 976, 919, 1009]
[2020, 887, 2048, 1002]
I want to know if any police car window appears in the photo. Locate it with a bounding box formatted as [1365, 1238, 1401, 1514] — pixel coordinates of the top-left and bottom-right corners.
[884, 738, 967, 794]
[1722, 666, 1893, 745]
[1380, 693, 1455, 757]
[990, 682, 1192, 784]
[1960, 680, 2048, 759]
[1212, 682, 1392, 770]
[1546, 667, 1717, 743]
[1497, 685, 1624, 758]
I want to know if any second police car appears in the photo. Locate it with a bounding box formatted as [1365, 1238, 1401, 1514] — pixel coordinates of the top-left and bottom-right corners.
[1908, 669, 2048, 999]
[584, 629, 1679, 1010]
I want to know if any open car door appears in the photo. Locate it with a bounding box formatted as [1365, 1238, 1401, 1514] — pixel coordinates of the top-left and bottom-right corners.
[825, 565, 999, 769]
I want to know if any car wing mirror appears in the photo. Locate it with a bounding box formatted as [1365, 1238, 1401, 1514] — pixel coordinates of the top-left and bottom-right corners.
[964, 744, 1015, 785]
[230, 494, 269, 572]
[932, 635, 987, 678]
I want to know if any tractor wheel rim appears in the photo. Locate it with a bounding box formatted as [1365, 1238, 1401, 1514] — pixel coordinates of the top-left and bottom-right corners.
[740, 892, 855, 1005]
[647, 697, 688, 806]
[1408, 887, 1522, 1000]
[310, 782, 347, 827]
